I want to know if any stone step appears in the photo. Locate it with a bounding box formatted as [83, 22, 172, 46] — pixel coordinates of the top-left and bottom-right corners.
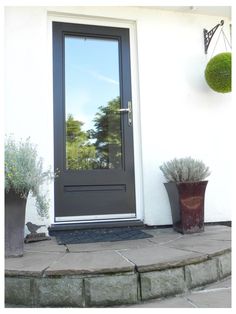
[5, 226, 231, 307]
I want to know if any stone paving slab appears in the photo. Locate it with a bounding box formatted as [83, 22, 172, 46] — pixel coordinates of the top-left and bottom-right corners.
[200, 276, 231, 289]
[163, 236, 231, 256]
[128, 296, 195, 308]
[187, 289, 231, 308]
[5, 252, 66, 277]
[24, 238, 67, 253]
[118, 245, 208, 272]
[143, 230, 183, 245]
[187, 226, 231, 241]
[197, 230, 231, 241]
[45, 251, 135, 276]
[202, 225, 231, 233]
[143, 227, 178, 235]
[66, 238, 154, 252]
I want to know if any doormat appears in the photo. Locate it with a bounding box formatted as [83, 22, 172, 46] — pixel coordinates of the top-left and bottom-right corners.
[50, 228, 153, 245]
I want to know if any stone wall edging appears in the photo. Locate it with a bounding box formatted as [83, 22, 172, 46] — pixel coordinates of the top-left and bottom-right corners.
[5, 250, 231, 307]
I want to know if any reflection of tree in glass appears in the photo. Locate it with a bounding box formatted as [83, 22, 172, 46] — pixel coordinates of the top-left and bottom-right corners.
[66, 97, 122, 170]
[66, 114, 96, 170]
[91, 96, 122, 169]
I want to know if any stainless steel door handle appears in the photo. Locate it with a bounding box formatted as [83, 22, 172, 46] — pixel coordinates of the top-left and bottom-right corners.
[118, 108, 131, 113]
[118, 101, 132, 126]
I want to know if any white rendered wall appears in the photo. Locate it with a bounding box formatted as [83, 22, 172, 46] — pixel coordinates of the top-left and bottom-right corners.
[4, 7, 53, 234]
[4, 7, 233, 232]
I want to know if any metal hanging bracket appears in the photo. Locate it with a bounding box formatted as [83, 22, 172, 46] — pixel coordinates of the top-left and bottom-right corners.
[203, 20, 224, 54]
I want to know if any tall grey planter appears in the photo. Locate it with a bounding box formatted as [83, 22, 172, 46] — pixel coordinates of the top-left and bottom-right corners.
[5, 190, 27, 257]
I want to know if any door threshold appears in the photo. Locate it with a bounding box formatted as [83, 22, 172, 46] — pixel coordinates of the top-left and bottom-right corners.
[55, 213, 136, 222]
[48, 219, 144, 232]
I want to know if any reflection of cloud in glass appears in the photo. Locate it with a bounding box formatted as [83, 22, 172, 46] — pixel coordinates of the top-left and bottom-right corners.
[88, 70, 119, 86]
[69, 65, 119, 86]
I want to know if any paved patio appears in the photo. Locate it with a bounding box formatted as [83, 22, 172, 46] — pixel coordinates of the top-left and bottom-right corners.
[5, 225, 231, 307]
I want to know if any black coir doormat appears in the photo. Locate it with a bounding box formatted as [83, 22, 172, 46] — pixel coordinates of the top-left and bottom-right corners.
[50, 228, 153, 245]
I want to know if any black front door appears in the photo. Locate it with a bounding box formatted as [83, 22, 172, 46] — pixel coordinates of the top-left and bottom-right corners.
[53, 22, 136, 222]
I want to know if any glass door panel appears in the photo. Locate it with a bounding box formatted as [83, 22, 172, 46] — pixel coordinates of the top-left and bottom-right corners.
[65, 36, 122, 170]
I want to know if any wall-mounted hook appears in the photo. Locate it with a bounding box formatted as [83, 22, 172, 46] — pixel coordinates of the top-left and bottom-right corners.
[203, 20, 224, 54]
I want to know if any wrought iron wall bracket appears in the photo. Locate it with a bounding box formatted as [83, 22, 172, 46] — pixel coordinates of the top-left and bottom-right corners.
[203, 20, 224, 54]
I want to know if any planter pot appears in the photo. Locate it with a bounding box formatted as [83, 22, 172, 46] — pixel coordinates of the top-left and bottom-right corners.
[164, 181, 208, 234]
[5, 190, 28, 257]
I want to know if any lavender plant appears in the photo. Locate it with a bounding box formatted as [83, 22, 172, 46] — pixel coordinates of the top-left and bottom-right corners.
[5, 135, 57, 218]
[160, 157, 210, 183]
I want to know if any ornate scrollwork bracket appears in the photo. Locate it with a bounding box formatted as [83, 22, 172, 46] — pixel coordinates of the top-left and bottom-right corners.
[203, 20, 224, 54]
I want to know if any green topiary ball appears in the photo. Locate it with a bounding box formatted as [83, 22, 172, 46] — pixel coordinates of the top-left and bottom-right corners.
[205, 52, 231, 93]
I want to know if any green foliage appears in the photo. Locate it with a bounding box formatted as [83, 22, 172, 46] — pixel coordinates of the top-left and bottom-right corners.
[66, 115, 96, 170]
[160, 157, 210, 182]
[92, 96, 122, 168]
[5, 136, 56, 218]
[205, 52, 231, 93]
[66, 96, 121, 170]
[66, 114, 87, 144]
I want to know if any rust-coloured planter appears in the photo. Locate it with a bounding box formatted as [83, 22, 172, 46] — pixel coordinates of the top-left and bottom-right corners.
[164, 181, 208, 234]
[5, 190, 28, 257]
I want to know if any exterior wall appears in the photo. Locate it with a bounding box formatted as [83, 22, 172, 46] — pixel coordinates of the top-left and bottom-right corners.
[5, 6, 233, 232]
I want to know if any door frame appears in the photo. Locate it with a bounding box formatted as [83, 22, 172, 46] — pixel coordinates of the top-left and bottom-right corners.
[48, 11, 144, 224]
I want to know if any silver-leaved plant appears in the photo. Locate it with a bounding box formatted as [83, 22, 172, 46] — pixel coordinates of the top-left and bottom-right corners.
[5, 135, 58, 218]
[160, 157, 210, 182]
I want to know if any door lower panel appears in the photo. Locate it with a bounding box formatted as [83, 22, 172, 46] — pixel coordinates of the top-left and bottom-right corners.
[64, 184, 126, 193]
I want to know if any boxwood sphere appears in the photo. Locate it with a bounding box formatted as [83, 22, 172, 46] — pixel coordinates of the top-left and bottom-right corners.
[205, 52, 231, 93]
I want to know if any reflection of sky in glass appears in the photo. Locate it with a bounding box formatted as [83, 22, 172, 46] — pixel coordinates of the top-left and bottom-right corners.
[65, 36, 120, 131]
